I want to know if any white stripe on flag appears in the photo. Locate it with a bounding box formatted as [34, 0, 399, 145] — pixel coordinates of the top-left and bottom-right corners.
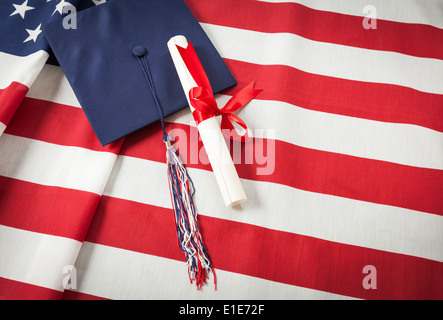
[0, 51, 49, 89]
[104, 156, 443, 263]
[201, 23, 443, 94]
[0, 122, 5, 137]
[26, 64, 82, 108]
[72, 241, 353, 300]
[0, 134, 117, 195]
[0, 225, 82, 292]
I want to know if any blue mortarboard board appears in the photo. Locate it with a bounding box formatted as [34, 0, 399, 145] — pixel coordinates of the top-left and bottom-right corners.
[43, 0, 236, 146]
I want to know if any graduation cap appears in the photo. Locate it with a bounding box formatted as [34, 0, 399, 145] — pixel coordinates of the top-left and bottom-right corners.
[42, 0, 240, 289]
[42, 0, 236, 146]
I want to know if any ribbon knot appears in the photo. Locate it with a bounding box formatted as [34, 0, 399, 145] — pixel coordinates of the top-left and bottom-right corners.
[190, 82, 262, 142]
[176, 42, 262, 142]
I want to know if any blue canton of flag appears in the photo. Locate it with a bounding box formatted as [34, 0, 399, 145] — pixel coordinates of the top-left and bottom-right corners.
[0, 0, 82, 56]
[0, 0, 82, 135]
[0, 0, 109, 135]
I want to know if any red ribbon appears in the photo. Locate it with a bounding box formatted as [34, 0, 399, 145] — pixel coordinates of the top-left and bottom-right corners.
[176, 42, 262, 142]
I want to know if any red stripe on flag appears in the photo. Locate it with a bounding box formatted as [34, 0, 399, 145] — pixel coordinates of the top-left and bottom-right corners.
[86, 196, 443, 300]
[5, 97, 123, 153]
[0, 82, 29, 127]
[223, 59, 443, 133]
[186, 0, 443, 60]
[0, 176, 101, 242]
[122, 122, 443, 216]
[0, 277, 62, 300]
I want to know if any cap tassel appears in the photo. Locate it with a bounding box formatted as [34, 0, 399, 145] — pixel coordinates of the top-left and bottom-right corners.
[133, 46, 215, 290]
[165, 139, 215, 290]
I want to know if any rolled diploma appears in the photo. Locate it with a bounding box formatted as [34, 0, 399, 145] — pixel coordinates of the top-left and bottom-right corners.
[167, 35, 247, 207]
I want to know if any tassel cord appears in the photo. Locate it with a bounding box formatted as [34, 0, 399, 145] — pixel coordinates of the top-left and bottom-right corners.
[135, 54, 169, 142]
[134, 46, 214, 289]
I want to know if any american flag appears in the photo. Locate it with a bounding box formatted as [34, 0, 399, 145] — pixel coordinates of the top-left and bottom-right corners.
[0, 0, 442, 301]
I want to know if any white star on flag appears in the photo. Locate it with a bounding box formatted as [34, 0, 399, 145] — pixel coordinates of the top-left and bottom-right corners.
[23, 23, 42, 43]
[53, 0, 74, 16]
[10, 0, 35, 19]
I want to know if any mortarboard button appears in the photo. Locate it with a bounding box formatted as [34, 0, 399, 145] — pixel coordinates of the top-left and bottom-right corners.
[132, 46, 146, 58]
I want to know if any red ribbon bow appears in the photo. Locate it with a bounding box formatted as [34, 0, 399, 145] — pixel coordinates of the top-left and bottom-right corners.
[177, 42, 262, 142]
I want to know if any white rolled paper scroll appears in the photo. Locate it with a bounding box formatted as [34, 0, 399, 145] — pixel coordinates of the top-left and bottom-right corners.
[167, 35, 247, 207]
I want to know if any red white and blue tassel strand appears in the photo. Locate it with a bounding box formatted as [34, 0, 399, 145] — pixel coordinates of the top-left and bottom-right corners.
[165, 139, 216, 290]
